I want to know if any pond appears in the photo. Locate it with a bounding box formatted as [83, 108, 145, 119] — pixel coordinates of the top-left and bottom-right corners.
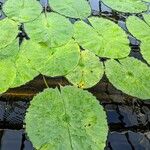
[0, 0, 150, 150]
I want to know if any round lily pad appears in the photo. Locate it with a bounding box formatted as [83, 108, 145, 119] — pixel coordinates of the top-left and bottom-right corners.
[25, 86, 108, 150]
[0, 18, 18, 49]
[102, 0, 148, 13]
[66, 50, 104, 88]
[0, 58, 16, 94]
[126, 14, 150, 64]
[25, 12, 73, 48]
[3, 0, 42, 23]
[74, 17, 130, 58]
[50, 0, 91, 19]
[105, 57, 150, 100]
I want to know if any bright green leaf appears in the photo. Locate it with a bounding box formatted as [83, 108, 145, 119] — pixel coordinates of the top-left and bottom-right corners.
[11, 41, 39, 88]
[25, 86, 108, 150]
[0, 58, 16, 94]
[0, 18, 18, 49]
[0, 40, 19, 59]
[105, 57, 150, 100]
[126, 14, 150, 64]
[74, 17, 130, 58]
[38, 40, 80, 77]
[66, 50, 104, 88]
[102, 0, 148, 13]
[25, 12, 73, 48]
[50, 0, 91, 19]
[3, 0, 42, 23]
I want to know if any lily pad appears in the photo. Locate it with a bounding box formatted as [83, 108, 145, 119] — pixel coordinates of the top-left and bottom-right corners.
[66, 50, 104, 88]
[0, 58, 16, 94]
[126, 14, 150, 64]
[25, 12, 73, 48]
[25, 86, 108, 150]
[105, 57, 150, 99]
[11, 41, 39, 88]
[3, 0, 42, 23]
[0, 18, 18, 49]
[102, 0, 148, 13]
[50, 0, 91, 19]
[74, 17, 130, 58]
[0, 40, 19, 59]
[38, 40, 80, 77]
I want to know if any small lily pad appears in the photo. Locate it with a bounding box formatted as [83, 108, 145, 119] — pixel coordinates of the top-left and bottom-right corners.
[105, 57, 150, 100]
[74, 17, 130, 58]
[102, 0, 148, 13]
[50, 0, 91, 19]
[25, 12, 73, 48]
[0, 18, 18, 49]
[3, 0, 42, 23]
[0, 58, 16, 94]
[126, 14, 150, 64]
[25, 86, 108, 150]
[66, 50, 104, 88]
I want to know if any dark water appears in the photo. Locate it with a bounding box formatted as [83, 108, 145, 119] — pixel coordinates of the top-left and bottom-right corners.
[0, 0, 150, 150]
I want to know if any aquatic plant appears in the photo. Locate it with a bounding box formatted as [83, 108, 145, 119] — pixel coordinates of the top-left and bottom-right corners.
[0, 0, 150, 149]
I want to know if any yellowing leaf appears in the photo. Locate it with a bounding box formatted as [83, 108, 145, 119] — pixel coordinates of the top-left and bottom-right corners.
[66, 50, 104, 88]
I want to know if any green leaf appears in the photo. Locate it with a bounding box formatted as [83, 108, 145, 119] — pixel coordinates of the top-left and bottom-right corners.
[50, 0, 91, 19]
[105, 57, 150, 100]
[126, 14, 150, 64]
[25, 86, 108, 150]
[74, 17, 130, 58]
[3, 0, 42, 23]
[0, 40, 19, 59]
[0, 18, 18, 49]
[102, 0, 148, 13]
[0, 58, 16, 94]
[38, 40, 80, 77]
[11, 40, 39, 88]
[66, 50, 104, 88]
[25, 12, 73, 48]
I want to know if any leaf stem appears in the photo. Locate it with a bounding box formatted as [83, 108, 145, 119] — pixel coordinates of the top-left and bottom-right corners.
[42, 75, 49, 88]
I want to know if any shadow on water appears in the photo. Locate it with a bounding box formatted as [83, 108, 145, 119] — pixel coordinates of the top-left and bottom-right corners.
[0, 0, 150, 149]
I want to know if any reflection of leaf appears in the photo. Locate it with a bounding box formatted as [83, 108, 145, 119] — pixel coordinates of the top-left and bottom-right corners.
[0, 18, 18, 49]
[102, 0, 148, 13]
[50, 0, 91, 19]
[105, 57, 150, 99]
[25, 86, 108, 150]
[126, 14, 150, 64]
[0, 58, 16, 94]
[66, 50, 104, 88]
[25, 12, 73, 48]
[74, 17, 130, 58]
[3, 0, 42, 23]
